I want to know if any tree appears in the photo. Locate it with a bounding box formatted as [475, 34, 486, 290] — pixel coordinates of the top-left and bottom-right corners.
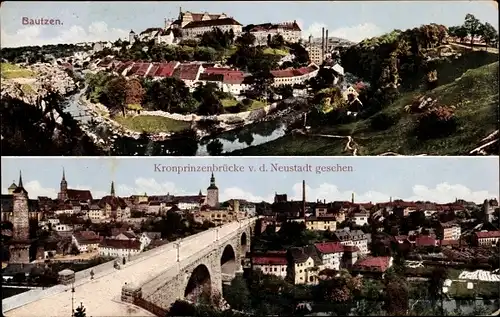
[464, 14, 482, 48]
[223, 275, 251, 311]
[428, 267, 449, 315]
[143, 77, 194, 113]
[206, 139, 224, 156]
[104, 76, 127, 115]
[384, 271, 409, 316]
[125, 79, 145, 107]
[73, 303, 87, 317]
[236, 32, 256, 47]
[479, 22, 499, 47]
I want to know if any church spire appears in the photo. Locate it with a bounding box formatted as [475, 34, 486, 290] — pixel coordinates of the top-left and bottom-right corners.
[210, 173, 215, 186]
[110, 181, 115, 196]
[62, 168, 66, 181]
[18, 171, 24, 188]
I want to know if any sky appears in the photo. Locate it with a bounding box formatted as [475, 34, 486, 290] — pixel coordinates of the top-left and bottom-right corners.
[1, 1, 498, 48]
[1, 157, 498, 204]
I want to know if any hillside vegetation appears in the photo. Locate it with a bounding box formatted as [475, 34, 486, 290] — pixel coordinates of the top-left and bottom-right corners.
[232, 21, 499, 156]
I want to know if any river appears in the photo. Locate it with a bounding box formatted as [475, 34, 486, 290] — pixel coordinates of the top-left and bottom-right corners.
[62, 80, 291, 156]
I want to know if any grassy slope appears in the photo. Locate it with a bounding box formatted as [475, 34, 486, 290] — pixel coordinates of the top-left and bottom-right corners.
[114, 115, 191, 133]
[0, 63, 35, 79]
[232, 59, 499, 156]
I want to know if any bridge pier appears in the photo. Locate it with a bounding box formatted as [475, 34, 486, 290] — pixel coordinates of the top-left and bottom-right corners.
[121, 283, 142, 304]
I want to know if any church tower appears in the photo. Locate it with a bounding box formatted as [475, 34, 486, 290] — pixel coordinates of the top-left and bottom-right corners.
[206, 173, 219, 208]
[58, 168, 68, 201]
[110, 181, 116, 197]
[9, 171, 31, 264]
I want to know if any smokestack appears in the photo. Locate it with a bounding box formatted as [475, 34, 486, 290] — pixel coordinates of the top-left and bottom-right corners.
[302, 180, 306, 217]
[325, 29, 329, 57]
[321, 28, 325, 62]
[351, 192, 355, 204]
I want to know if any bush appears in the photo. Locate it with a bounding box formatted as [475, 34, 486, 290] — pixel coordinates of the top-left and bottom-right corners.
[415, 106, 457, 140]
[370, 112, 401, 131]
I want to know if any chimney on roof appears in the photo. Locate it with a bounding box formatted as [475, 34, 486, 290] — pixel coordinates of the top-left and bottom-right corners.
[321, 27, 325, 63]
[325, 29, 329, 56]
[302, 180, 306, 217]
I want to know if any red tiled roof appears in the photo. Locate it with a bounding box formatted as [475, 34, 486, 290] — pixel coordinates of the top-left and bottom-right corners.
[354, 256, 391, 272]
[173, 64, 201, 81]
[415, 235, 436, 247]
[204, 67, 240, 74]
[223, 73, 244, 84]
[66, 189, 93, 201]
[135, 63, 151, 77]
[127, 63, 142, 75]
[314, 242, 344, 254]
[146, 63, 160, 77]
[271, 66, 316, 78]
[252, 255, 287, 265]
[153, 61, 178, 77]
[183, 18, 242, 29]
[100, 238, 141, 250]
[98, 195, 128, 210]
[116, 61, 134, 74]
[440, 239, 459, 246]
[475, 231, 500, 239]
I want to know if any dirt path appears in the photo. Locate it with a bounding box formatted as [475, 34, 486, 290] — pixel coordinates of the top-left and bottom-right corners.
[451, 42, 499, 54]
[294, 130, 359, 156]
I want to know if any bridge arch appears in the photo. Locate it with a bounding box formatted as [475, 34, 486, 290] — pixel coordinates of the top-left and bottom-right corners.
[184, 264, 211, 304]
[220, 244, 237, 276]
[240, 232, 249, 255]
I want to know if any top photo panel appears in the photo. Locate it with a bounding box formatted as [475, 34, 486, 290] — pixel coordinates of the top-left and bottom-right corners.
[1, 1, 498, 157]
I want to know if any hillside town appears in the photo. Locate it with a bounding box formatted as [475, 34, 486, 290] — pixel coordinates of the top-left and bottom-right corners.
[2, 169, 499, 314]
[2, 9, 498, 156]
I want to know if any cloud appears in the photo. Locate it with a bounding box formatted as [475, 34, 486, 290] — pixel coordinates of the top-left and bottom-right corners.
[1, 21, 128, 48]
[221, 187, 274, 203]
[3, 180, 496, 205]
[289, 182, 497, 204]
[117, 178, 188, 197]
[302, 22, 384, 43]
[2, 180, 107, 199]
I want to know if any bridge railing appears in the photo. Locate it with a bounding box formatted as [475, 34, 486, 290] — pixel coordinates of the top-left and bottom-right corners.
[140, 217, 257, 296]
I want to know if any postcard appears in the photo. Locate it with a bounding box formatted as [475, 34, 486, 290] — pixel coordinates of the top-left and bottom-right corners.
[1, 1, 498, 156]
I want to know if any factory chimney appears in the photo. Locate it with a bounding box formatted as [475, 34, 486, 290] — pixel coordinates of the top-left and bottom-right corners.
[302, 180, 306, 218]
[351, 192, 355, 204]
[321, 27, 325, 62]
[325, 29, 329, 57]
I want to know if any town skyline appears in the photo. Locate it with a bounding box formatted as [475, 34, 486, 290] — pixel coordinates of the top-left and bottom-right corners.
[2, 157, 498, 204]
[1, 1, 498, 47]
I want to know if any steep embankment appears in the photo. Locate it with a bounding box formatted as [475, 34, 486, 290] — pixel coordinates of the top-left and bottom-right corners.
[232, 60, 498, 156]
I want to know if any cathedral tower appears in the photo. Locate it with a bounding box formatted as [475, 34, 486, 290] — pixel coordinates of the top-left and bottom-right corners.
[206, 173, 219, 208]
[9, 171, 31, 264]
[58, 168, 68, 201]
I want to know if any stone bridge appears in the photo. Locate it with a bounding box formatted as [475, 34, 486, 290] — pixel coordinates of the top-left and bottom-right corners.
[3, 217, 258, 317]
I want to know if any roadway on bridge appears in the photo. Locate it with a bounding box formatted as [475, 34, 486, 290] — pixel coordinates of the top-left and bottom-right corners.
[3, 220, 251, 317]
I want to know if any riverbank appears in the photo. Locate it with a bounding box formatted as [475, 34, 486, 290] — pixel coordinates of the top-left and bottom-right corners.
[77, 92, 295, 144]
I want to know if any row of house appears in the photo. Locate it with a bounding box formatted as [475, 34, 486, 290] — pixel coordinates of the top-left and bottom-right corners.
[70, 229, 162, 259]
[97, 59, 320, 96]
[250, 242, 392, 285]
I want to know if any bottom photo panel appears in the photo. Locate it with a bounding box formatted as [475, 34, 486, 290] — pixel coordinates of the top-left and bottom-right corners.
[1, 156, 499, 317]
